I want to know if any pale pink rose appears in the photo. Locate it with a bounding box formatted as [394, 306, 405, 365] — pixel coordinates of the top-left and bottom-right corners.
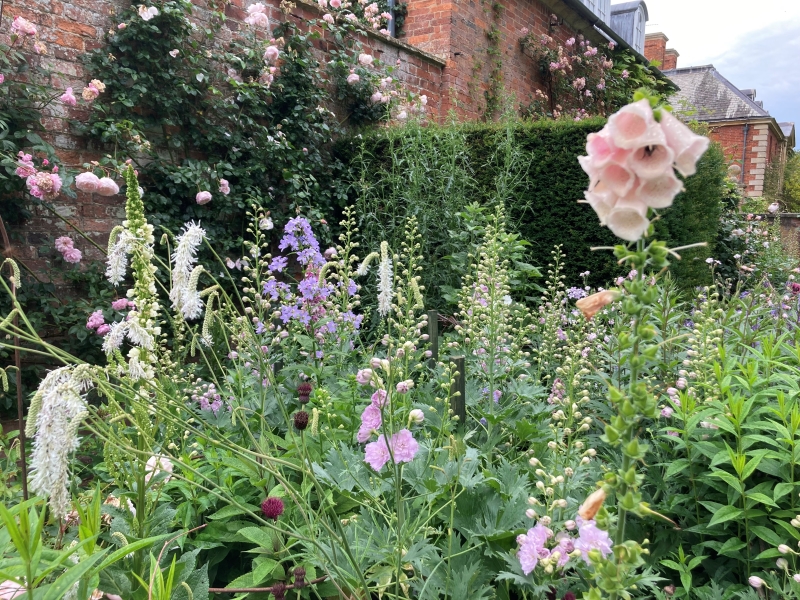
[96, 323, 111, 335]
[396, 110, 408, 121]
[323, 13, 335, 23]
[60, 87, 77, 106]
[82, 84, 100, 102]
[118, 23, 127, 29]
[330, 0, 342, 7]
[138, 5, 159, 20]
[658, 110, 710, 177]
[244, 2, 269, 26]
[33, 41, 47, 55]
[55, 236, 74, 253]
[0, 74, 4, 84]
[358, 53, 373, 66]
[96, 177, 119, 196]
[75, 172, 101, 193]
[347, 73, 360, 84]
[370, 91, 382, 103]
[112, 298, 130, 310]
[62, 247, 82, 263]
[607, 98, 662, 150]
[264, 45, 280, 62]
[11, 16, 37, 36]
[15, 154, 36, 178]
[196, 190, 212, 205]
[169, 49, 179, 58]
[219, 178, 230, 195]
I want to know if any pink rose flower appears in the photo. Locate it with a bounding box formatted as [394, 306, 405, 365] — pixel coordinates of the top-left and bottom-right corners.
[62, 247, 82, 263]
[219, 178, 230, 195]
[96, 177, 119, 196]
[323, 13, 335, 23]
[347, 73, 360, 84]
[370, 91, 382, 103]
[358, 53, 374, 66]
[96, 323, 111, 335]
[196, 190, 212, 205]
[330, 0, 342, 7]
[75, 172, 101, 193]
[244, 3, 269, 27]
[82, 84, 100, 102]
[11, 16, 37, 36]
[111, 298, 130, 310]
[86, 310, 105, 330]
[0, 74, 4, 84]
[14, 153, 36, 179]
[264, 45, 280, 62]
[60, 87, 77, 106]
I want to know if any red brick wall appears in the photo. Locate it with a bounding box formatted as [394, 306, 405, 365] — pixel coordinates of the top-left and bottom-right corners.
[708, 122, 780, 198]
[644, 32, 667, 67]
[662, 49, 678, 71]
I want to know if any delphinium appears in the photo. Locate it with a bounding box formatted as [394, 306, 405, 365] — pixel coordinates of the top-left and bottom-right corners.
[531, 246, 570, 383]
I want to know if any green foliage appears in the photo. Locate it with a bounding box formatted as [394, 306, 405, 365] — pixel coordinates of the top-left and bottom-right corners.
[785, 151, 800, 212]
[342, 118, 727, 310]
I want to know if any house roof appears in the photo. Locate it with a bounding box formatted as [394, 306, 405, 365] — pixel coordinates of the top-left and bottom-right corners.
[780, 122, 795, 138]
[662, 65, 770, 121]
[610, 1, 649, 20]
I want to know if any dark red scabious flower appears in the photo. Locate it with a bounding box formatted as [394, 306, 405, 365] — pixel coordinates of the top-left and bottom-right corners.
[271, 581, 287, 600]
[294, 411, 309, 431]
[261, 496, 285, 521]
[297, 381, 312, 404]
[293, 567, 306, 589]
[563, 593, 576, 600]
[790, 282, 800, 295]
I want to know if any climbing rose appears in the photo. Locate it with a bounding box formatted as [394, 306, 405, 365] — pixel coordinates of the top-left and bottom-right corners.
[219, 178, 230, 195]
[323, 13, 334, 23]
[244, 3, 269, 27]
[347, 73, 360, 84]
[86, 310, 105, 330]
[196, 191, 212, 205]
[96, 324, 111, 335]
[11, 16, 37, 36]
[111, 298, 130, 310]
[62, 247, 82, 264]
[358, 53, 374, 65]
[75, 172, 101, 193]
[96, 177, 119, 196]
[138, 5, 159, 20]
[264, 45, 280, 62]
[60, 88, 77, 106]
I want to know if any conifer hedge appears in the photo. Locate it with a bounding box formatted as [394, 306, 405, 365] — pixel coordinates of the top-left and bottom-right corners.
[339, 119, 726, 309]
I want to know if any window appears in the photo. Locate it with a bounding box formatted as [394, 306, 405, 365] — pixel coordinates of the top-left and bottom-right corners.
[578, 0, 610, 24]
[634, 8, 644, 53]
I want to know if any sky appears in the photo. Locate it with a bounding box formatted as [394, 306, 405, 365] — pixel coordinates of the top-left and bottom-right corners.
[642, 0, 800, 148]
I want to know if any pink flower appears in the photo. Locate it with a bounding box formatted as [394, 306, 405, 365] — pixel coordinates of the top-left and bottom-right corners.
[62, 247, 82, 263]
[565, 37, 575, 46]
[55, 236, 74, 253]
[111, 298, 130, 310]
[264, 45, 280, 62]
[554, 531, 574, 568]
[606, 98, 661, 150]
[370, 389, 388, 407]
[0, 74, 4, 84]
[26, 172, 62, 200]
[14, 153, 36, 178]
[389, 428, 418, 462]
[358, 53, 374, 66]
[169, 49, 179, 58]
[661, 406, 673, 418]
[75, 172, 101, 193]
[323, 13, 335, 23]
[96, 177, 119, 196]
[574, 519, 612, 564]
[364, 435, 391, 471]
[517, 523, 553, 575]
[196, 191, 212, 205]
[659, 110, 710, 177]
[245, 3, 270, 26]
[357, 403, 382, 442]
[0, 580, 25, 599]
[60, 87, 77, 106]
[96, 323, 111, 335]
[138, 5, 159, 20]
[11, 16, 37, 36]
[118, 23, 127, 29]
[82, 84, 100, 102]
[86, 310, 105, 330]
[356, 368, 373, 385]
[395, 379, 414, 394]
[347, 73, 360, 84]
[219, 178, 230, 195]
[370, 91, 383, 103]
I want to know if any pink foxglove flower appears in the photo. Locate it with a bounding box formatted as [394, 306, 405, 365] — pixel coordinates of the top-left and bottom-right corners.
[364, 435, 391, 471]
[658, 110, 710, 177]
[11, 16, 37, 36]
[60, 87, 77, 106]
[75, 172, 101, 193]
[219, 178, 230, 195]
[96, 177, 119, 196]
[264, 45, 280, 62]
[196, 190, 212, 205]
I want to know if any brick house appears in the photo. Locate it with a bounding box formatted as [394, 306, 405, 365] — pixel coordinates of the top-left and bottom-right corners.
[645, 33, 795, 198]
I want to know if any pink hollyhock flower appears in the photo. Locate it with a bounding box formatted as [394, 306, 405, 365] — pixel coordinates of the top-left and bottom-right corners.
[364, 435, 391, 471]
[358, 53, 374, 66]
[62, 247, 82, 263]
[357, 403, 382, 442]
[323, 13, 335, 23]
[96, 177, 119, 196]
[574, 519, 612, 564]
[347, 73, 360, 84]
[111, 298, 130, 310]
[370, 389, 388, 407]
[96, 324, 111, 335]
[196, 191, 212, 205]
[75, 172, 101, 193]
[356, 368, 373, 385]
[264, 45, 280, 62]
[658, 110, 710, 177]
[86, 310, 105, 330]
[11, 16, 37, 36]
[517, 523, 553, 575]
[60, 87, 77, 106]
[219, 178, 230, 195]
[389, 428, 418, 462]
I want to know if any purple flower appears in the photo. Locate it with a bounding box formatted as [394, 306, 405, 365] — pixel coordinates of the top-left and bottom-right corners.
[269, 256, 288, 272]
[574, 519, 612, 564]
[86, 310, 105, 330]
[554, 532, 574, 568]
[357, 404, 382, 442]
[517, 523, 553, 575]
[347, 279, 358, 296]
[364, 435, 391, 471]
[567, 287, 587, 300]
[371, 389, 388, 407]
[661, 406, 673, 418]
[356, 369, 373, 385]
[390, 429, 419, 463]
[111, 298, 130, 311]
[556, 328, 567, 341]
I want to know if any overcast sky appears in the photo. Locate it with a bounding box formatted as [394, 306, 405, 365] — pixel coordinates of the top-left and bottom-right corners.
[642, 0, 799, 148]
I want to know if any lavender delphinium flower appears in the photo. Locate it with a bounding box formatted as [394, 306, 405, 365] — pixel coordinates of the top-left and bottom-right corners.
[517, 523, 553, 575]
[574, 519, 612, 564]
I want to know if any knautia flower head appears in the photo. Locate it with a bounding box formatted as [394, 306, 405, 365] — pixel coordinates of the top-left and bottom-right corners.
[294, 411, 310, 430]
[261, 496, 285, 520]
[27, 365, 94, 518]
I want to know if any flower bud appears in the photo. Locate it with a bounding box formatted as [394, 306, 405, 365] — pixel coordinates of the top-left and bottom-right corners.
[408, 409, 424, 424]
[578, 488, 606, 520]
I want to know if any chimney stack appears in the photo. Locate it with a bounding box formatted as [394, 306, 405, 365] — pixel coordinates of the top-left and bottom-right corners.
[663, 48, 679, 70]
[644, 32, 667, 66]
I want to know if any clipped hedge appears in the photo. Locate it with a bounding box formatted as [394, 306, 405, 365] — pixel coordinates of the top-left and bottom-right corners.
[339, 119, 726, 307]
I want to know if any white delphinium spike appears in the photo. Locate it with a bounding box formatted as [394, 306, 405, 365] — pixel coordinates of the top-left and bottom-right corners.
[106, 228, 134, 286]
[377, 241, 393, 316]
[126, 316, 154, 350]
[102, 320, 129, 355]
[170, 222, 206, 318]
[28, 366, 93, 518]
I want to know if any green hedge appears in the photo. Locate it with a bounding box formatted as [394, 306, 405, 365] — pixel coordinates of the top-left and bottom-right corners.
[339, 119, 726, 308]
